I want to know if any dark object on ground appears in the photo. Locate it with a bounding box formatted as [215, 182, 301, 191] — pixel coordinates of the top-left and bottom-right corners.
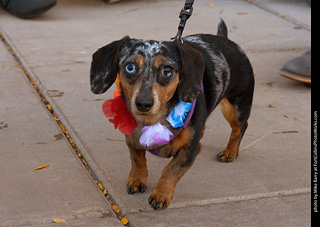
[279, 51, 311, 84]
[0, 0, 57, 19]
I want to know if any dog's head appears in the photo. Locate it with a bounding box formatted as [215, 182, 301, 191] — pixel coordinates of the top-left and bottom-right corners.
[90, 36, 204, 124]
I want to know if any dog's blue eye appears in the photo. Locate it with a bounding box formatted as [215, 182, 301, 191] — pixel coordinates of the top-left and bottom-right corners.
[162, 66, 173, 77]
[125, 63, 136, 74]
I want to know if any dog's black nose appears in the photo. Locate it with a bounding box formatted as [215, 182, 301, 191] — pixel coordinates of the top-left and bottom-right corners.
[135, 97, 154, 112]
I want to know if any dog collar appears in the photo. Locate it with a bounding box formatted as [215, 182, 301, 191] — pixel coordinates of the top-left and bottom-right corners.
[147, 83, 204, 156]
[102, 75, 203, 156]
[147, 97, 197, 156]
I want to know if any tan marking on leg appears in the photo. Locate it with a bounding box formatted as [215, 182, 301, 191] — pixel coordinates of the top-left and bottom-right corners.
[149, 134, 199, 209]
[148, 155, 190, 209]
[126, 135, 148, 194]
[217, 98, 241, 162]
[201, 125, 206, 139]
[158, 126, 194, 158]
[171, 126, 194, 153]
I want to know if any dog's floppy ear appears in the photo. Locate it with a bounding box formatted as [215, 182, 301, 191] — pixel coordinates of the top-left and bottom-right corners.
[176, 42, 205, 103]
[90, 37, 128, 94]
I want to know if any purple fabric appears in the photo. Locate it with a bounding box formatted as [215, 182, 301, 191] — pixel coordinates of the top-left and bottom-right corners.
[148, 82, 203, 156]
[140, 123, 174, 147]
[148, 98, 196, 156]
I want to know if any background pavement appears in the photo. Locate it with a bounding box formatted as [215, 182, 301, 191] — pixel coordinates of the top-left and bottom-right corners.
[0, 0, 311, 226]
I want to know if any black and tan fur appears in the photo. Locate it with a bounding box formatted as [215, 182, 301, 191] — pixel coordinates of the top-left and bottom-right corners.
[90, 20, 254, 209]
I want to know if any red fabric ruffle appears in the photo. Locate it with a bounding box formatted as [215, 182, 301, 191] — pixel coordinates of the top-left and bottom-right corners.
[102, 76, 137, 135]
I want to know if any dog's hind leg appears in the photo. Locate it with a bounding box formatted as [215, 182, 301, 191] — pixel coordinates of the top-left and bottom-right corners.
[217, 97, 250, 162]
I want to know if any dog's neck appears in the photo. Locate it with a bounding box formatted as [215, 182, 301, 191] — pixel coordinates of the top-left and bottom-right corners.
[102, 75, 203, 155]
[147, 97, 197, 156]
[147, 82, 203, 155]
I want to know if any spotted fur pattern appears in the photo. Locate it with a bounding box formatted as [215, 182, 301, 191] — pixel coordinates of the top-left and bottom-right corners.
[90, 20, 255, 210]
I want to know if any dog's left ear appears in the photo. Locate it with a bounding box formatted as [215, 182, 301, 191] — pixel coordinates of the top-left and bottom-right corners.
[90, 37, 128, 94]
[176, 42, 205, 103]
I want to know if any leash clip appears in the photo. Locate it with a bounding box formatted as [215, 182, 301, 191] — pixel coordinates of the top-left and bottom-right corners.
[172, 0, 194, 41]
[179, 4, 193, 19]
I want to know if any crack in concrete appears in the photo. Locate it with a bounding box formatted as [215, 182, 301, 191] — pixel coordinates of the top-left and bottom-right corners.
[244, 0, 311, 31]
[0, 30, 129, 227]
[170, 187, 310, 209]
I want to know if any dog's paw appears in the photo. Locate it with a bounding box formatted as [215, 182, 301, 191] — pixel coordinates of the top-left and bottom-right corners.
[148, 188, 173, 210]
[126, 178, 147, 194]
[217, 149, 238, 162]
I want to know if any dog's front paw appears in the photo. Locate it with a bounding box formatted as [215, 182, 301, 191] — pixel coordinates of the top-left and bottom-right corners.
[217, 148, 238, 162]
[126, 178, 147, 194]
[148, 187, 174, 210]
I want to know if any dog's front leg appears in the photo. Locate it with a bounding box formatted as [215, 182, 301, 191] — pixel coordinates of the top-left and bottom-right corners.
[126, 136, 148, 194]
[148, 147, 199, 209]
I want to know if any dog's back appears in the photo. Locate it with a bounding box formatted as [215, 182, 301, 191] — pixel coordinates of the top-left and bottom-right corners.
[181, 20, 254, 163]
[182, 20, 254, 116]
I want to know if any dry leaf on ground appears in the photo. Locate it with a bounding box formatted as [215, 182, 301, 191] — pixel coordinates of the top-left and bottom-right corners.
[121, 218, 129, 226]
[53, 218, 66, 223]
[112, 204, 120, 213]
[268, 102, 275, 108]
[34, 164, 49, 171]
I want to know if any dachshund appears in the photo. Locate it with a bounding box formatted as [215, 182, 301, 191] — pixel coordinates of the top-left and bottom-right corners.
[90, 20, 254, 209]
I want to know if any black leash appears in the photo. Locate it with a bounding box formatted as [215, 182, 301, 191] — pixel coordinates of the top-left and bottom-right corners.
[172, 0, 194, 41]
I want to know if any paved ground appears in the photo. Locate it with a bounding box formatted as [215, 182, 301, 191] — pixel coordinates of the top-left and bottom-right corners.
[0, 0, 311, 226]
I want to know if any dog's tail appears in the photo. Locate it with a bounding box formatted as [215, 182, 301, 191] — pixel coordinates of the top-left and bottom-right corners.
[217, 19, 228, 39]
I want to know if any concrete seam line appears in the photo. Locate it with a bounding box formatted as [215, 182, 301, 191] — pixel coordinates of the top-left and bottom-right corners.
[0, 29, 129, 226]
[170, 188, 311, 209]
[244, 0, 311, 31]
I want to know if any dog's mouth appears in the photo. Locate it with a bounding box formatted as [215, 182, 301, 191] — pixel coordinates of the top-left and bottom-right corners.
[133, 111, 163, 125]
[135, 112, 150, 116]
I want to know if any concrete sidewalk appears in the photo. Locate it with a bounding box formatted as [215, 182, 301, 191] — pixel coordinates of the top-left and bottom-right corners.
[0, 0, 311, 226]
